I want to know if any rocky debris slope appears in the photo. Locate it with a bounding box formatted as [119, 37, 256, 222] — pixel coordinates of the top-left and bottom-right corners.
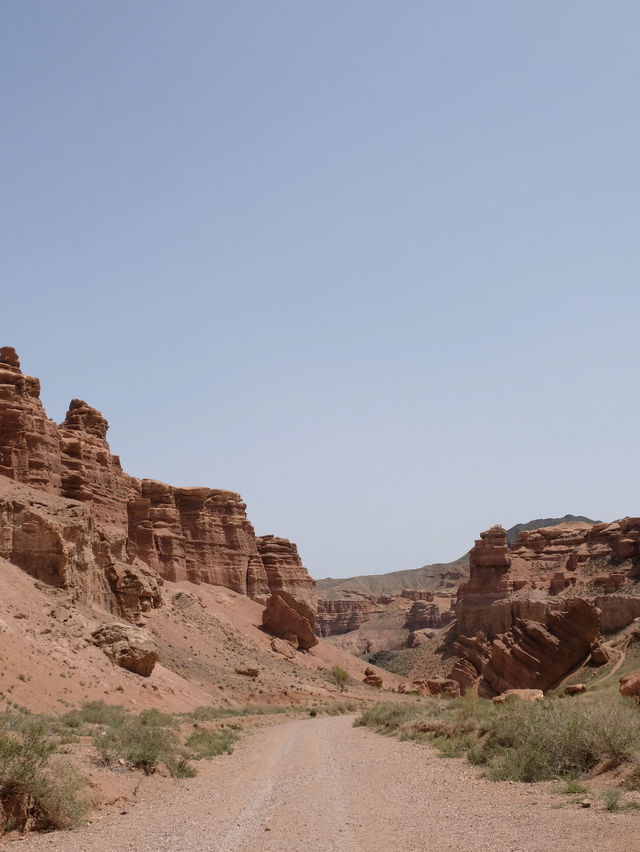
[0, 347, 315, 616]
[452, 521, 640, 694]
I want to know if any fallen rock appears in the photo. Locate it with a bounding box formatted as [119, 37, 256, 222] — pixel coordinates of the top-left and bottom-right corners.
[493, 688, 544, 704]
[270, 637, 296, 660]
[91, 623, 159, 676]
[235, 667, 259, 678]
[261, 591, 318, 650]
[619, 670, 640, 699]
[425, 677, 461, 698]
[589, 641, 611, 666]
[564, 683, 587, 696]
[363, 672, 383, 689]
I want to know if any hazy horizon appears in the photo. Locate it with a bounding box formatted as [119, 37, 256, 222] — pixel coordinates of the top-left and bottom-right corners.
[4, 2, 640, 579]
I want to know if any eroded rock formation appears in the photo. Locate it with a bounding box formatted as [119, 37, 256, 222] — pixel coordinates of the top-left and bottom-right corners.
[0, 348, 316, 620]
[0, 478, 162, 624]
[261, 591, 318, 650]
[257, 535, 317, 610]
[452, 521, 640, 694]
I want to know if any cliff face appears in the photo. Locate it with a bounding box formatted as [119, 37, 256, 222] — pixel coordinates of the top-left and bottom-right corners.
[127, 482, 272, 600]
[0, 347, 315, 617]
[316, 598, 381, 637]
[453, 521, 640, 694]
[257, 535, 317, 610]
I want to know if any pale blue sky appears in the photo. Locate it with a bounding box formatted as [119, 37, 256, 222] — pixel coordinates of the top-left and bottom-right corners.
[3, 2, 640, 578]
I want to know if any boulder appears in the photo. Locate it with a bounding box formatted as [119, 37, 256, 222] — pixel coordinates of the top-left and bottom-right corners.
[91, 623, 159, 676]
[564, 683, 587, 696]
[261, 591, 318, 650]
[363, 669, 383, 689]
[235, 667, 259, 678]
[425, 677, 461, 698]
[493, 689, 544, 704]
[619, 671, 640, 699]
[589, 641, 611, 666]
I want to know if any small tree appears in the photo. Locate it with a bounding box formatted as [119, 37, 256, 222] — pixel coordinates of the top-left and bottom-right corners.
[330, 666, 349, 693]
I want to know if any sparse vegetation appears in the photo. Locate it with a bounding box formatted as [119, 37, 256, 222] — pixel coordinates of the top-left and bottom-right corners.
[0, 714, 88, 831]
[356, 691, 640, 783]
[185, 728, 239, 759]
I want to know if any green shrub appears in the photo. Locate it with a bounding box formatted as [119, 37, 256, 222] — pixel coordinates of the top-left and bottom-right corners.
[355, 701, 429, 733]
[478, 697, 640, 782]
[95, 719, 180, 776]
[330, 666, 349, 693]
[0, 719, 87, 831]
[77, 701, 128, 728]
[137, 708, 178, 729]
[603, 789, 623, 811]
[185, 729, 239, 760]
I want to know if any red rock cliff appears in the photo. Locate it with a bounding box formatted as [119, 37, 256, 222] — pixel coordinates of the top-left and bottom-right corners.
[0, 347, 316, 614]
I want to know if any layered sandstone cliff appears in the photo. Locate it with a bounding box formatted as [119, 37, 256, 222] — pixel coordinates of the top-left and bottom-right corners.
[0, 347, 315, 618]
[452, 521, 640, 694]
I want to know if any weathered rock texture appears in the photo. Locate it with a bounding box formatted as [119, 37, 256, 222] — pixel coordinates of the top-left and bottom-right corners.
[0, 478, 162, 624]
[452, 521, 640, 694]
[257, 535, 317, 611]
[0, 348, 316, 619]
[91, 622, 159, 676]
[261, 591, 318, 650]
[404, 600, 455, 632]
[316, 598, 382, 637]
[127, 481, 272, 600]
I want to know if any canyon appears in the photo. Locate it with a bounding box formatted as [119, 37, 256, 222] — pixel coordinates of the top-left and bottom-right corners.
[4, 342, 640, 702]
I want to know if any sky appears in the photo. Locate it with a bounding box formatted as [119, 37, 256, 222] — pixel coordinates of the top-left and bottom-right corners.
[2, 2, 640, 580]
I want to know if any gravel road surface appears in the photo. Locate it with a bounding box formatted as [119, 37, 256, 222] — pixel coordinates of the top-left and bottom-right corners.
[14, 715, 637, 852]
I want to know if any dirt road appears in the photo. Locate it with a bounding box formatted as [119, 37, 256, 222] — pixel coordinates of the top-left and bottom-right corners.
[16, 715, 637, 852]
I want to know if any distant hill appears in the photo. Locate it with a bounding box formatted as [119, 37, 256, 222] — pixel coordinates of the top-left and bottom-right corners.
[504, 514, 598, 546]
[317, 514, 600, 600]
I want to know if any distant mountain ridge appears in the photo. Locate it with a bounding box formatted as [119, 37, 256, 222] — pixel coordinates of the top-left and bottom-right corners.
[504, 514, 598, 546]
[317, 514, 599, 600]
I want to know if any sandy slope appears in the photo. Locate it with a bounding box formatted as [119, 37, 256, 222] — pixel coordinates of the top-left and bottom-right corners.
[15, 715, 637, 852]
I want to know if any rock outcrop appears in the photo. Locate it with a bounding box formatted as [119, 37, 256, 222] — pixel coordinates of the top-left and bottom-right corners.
[316, 598, 381, 637]
[452, 520, 640, 694]
[256, 535, 317, 610]
[0, 348, 316, 619]
[620, 671, 640, 699]
[404, 600, 455, 631]
[127, 481, 271, 599]
[0, 347, 63, 493]
[91, 622, 159, 676]
[261, 591, 318, 650]
[0, 478, 162, 624]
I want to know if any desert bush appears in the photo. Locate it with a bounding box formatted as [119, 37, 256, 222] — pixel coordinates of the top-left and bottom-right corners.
[137, 708, 178, 729]
[478, 696, 640, 782]
[185, 729, 239, 760]
[354, 701, 427, 733]
[603, 789, 623, 811]
[76, 701, 128, 728]
[0, 718, 87, 831]
[95, 718, 182, 776]
[330, 666, 349, 692]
